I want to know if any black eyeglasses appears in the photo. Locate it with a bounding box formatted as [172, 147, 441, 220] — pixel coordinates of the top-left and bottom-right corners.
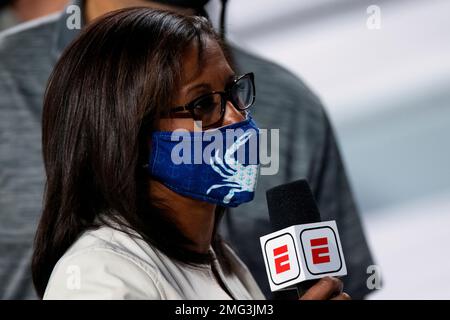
[169, 72, 255, 129]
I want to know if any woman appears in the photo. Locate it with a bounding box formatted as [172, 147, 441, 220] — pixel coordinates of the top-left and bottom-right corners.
[32, 7, 349, 300]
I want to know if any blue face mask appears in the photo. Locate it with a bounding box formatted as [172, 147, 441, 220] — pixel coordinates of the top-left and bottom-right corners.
[148, 117, 260, 207]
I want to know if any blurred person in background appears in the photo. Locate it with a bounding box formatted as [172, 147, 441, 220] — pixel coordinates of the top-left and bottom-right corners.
[0, 0, 68, 31]
[0, 0, 374, 299]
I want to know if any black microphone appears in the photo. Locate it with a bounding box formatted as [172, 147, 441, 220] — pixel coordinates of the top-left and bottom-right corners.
[266, 179, 321, 229]
[262, 179, 347, 298]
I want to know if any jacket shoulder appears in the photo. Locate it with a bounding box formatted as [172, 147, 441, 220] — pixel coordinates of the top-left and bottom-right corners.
[0, 13, 60, 69]
[44, 226, 163, 299]
[230, 44, 324, 112]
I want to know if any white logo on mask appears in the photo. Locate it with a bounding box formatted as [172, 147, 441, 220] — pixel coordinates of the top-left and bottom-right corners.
[206, 131, 259, 204]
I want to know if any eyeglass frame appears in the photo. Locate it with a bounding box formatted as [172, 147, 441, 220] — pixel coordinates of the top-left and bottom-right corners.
[168, 72, 255, 128]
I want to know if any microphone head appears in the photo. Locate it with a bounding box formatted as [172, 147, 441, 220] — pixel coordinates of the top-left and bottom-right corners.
[266, 179, 321, 231]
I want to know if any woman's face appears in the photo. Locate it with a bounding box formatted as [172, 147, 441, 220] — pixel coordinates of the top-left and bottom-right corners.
[159, 37, 245, 132]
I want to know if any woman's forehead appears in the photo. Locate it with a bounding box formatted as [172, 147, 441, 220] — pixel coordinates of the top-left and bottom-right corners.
[180, 37, 233, 87]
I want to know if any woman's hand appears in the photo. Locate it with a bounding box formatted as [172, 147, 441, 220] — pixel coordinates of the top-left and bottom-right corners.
[299, 277, 351, 300]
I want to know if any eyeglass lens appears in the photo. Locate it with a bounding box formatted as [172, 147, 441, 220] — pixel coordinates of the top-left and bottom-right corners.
[192, 75, 254, 127]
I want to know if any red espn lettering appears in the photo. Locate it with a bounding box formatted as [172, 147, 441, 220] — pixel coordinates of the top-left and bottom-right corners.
[273, 244, 291, 274]
[310, 237, 331, 264]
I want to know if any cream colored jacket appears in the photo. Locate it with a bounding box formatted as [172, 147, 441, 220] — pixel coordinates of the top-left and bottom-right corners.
[43, 223, 265, 300]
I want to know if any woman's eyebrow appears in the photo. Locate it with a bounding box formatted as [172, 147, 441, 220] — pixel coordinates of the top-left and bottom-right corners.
[185, 73, 236, 94]
[186, 83, 212, 93]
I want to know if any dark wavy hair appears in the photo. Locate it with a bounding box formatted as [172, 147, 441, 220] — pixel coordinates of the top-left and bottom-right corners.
[32, 7, 233, 298]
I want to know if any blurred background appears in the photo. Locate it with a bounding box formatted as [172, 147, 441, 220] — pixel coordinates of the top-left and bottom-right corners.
[1, 0, 449, 299]
[207, 0, 450, 299]
[0, 0, 67, 30]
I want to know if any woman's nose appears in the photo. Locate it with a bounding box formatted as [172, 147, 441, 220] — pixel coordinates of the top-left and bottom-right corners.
[221, 101, 245, 127]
